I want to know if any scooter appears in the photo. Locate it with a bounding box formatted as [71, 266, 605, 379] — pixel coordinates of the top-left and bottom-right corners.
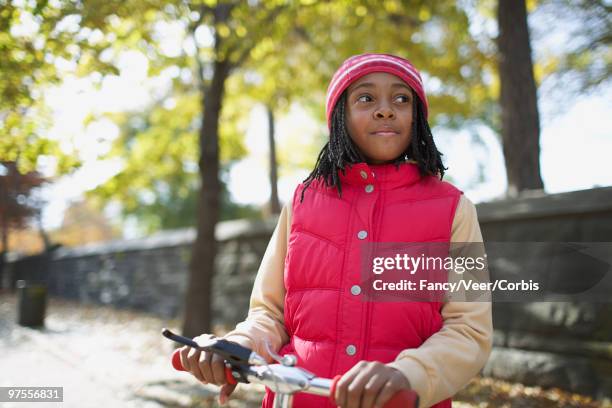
[163, 328, 419, 408]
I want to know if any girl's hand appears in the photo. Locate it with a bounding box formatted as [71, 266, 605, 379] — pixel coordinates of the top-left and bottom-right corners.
[333, 361, 411, 408]
[178, 334, 251, 406]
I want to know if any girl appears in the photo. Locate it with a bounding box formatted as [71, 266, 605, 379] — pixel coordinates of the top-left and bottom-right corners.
[180, 53, 493, 408]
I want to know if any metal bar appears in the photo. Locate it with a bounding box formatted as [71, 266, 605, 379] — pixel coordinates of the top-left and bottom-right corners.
[305, 377, 333, 397]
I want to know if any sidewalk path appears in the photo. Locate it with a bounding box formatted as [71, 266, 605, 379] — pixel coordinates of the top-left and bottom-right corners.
[0, 294, 264, 407]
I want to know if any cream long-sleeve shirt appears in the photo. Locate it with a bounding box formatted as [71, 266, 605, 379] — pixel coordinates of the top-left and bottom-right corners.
[224, 194, 493, 408]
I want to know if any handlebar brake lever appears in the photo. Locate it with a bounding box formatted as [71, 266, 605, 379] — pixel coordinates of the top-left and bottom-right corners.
[161, 328, 266, 367]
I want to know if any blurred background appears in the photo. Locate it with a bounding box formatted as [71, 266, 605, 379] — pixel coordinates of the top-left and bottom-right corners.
[0, 0, 611, 407]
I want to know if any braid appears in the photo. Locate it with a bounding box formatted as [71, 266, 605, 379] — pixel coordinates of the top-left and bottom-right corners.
[300, 93, 363, 201]
[398, 92, 447, 179]
[301, 90, 446, 202]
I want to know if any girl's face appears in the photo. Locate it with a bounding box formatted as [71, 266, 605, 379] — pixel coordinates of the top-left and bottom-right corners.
[345, 72, 414, 164]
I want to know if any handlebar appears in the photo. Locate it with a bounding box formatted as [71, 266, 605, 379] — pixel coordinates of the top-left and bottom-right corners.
[163, 328, 419, 408]
[171, 350, 238, 385]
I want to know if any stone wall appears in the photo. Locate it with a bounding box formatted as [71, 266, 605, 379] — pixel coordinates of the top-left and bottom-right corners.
[477, 187, 612, 399]
[6, 218, 277, 327]
[5, 186, 612, 399]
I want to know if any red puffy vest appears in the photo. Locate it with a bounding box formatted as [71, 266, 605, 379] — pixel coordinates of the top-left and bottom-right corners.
[262, 161, 462, 408]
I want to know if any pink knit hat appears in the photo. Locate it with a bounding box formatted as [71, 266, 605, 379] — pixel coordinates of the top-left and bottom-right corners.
[325, 53, 429, 130]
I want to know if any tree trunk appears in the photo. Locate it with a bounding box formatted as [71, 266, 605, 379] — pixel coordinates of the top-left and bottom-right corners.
[497, 0, 544, 196]
[267, 105, 281, 215]
[1, 200, 7, 254]
[182, 56, 231, 338]
[0, 216, 7, 290]
[0, 184, 7, 289]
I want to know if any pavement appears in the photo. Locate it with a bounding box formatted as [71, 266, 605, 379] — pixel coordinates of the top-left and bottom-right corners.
[0, 293, 265, 408]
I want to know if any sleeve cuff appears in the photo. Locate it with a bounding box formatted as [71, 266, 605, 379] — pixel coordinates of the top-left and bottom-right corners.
[387, 355, 431, 408]
[221, 333, 255, 350]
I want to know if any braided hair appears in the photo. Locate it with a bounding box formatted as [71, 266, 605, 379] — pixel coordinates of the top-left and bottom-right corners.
[300, 90, 446, 202]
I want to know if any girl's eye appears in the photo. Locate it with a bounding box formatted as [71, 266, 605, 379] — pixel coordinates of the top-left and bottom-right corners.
[396, 95, 411, 103]
[356, 95, 411, 103]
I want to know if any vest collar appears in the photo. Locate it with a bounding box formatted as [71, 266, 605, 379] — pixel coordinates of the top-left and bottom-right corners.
[338, 160, 422, 189]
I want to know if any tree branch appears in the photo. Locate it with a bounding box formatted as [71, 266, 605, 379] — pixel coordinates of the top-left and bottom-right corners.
[228, 3, 290, 70]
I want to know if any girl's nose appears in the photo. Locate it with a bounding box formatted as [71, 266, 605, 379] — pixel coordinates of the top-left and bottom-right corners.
[374, 106, 395, 119]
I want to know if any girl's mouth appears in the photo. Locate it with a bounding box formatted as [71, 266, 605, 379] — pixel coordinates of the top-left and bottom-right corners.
[371, 127, 399, 136]
[372, 130, 399, 136]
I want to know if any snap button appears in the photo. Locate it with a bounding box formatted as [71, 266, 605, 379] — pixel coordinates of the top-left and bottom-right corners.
[350, 285, 361, 295]
[365, 184, 374, 193]
[357, 230, 368, 240]
[346, 344, 357, 356]
[360, 170, 368, 179]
